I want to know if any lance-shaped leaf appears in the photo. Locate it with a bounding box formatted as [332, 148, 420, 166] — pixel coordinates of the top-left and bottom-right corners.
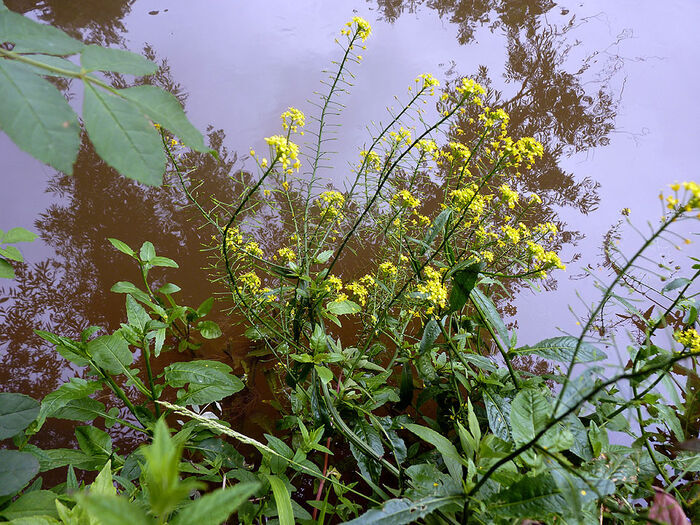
[512, 336, 607, 363]
[0, 393, 39, 440]
[164, 360, 244, 405]
[343, 495, 464, 525]
[82, 83, 166, 186]
[405, 424, 463, 483]
[171, 482, 260, 525]
[75, 426, 113, 458]
[0, 10, 84, 54]
[265, 475, 294, 525]
[36, 378, 102, 430]
[81, 45, 157, 75]
[0, 60, 80, 174]
[483, 389, 512, 442]
[471, 288, 510, 348]
[118, 85, 209, 152]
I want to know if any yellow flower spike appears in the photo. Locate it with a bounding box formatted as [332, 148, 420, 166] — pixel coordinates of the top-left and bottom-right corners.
[350, 16, 372, 42]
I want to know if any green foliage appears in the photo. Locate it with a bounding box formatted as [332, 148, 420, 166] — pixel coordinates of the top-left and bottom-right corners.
[0, 227, 37, 279]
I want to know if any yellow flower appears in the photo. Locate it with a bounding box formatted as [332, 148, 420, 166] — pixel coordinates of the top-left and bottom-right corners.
[281, 107, 306, 134]
[391, 189, 420, 209]
[265, 135, 301, 174]
[379, 261, 398, 276]
[674, 328, 700, 353]
[417, 266, 448, 314]
[317, 191, 346, 220]
[276, 247, 296, 262]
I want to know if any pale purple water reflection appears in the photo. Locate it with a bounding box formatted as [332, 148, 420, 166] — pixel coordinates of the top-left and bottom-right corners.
[1, 0, 699, 452]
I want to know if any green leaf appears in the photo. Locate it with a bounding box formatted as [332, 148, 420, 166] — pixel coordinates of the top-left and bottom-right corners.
[0, 11, 84, 54]
[81, 45, 157, 75]
[82, 83, 166, 186]
[23, 445, 101, 472]
[0, 450, 39, 496]
[158, 283, 181, 295]
[325, 299, 361, 315]
[0, 245, 23, 262]
[196, 297, 214, 317]
[52, 397, 107, 422]
[510, 388, 549, 447]
[107, 237, 135, 257]
[482, 389, 511, 441]
[164, 360, 244, 405]
[150, 256, 178, 268]
[0, 490, 58, 520]
[513, 336, 607, 363]
[171, 482, 260, 525]
[36, 378, 102, 430]
[126, 294, 151, 332]
[662, 277, 691, 293]
[0, 258, 14, 279]
[75, 426, 113, 458]
[656, 405, 685, 442]
[315, 249, 334, 264]
[197, 320, 222, 339]
[2, 227, 37, 244]
[421, 208, 452, 255]
[471, 288, 510, 349]
[118, 85, 209, 152]
[448, 263, 481, 312]
[139, 241, 155, 262]
[315, 365, 333, 385]
[419, 319, 441, 355]
[17, 54, 81, 77]
[76, 494, 153, 525]
[405, 424, 463, 483]
[0, 393, 39, 439]
[0, 60, 80, 174]
[265, 475, 294, 525]
[343, 495, 463, 525]
[488, 473, 565, 518]
[87, 333, 133, 375]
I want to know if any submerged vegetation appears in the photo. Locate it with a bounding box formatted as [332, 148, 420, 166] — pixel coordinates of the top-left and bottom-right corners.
[1, 5, 700, 524]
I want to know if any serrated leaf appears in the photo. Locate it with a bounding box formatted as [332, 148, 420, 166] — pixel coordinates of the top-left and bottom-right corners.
[510, 388, 549, 446]
[126, 294, 150, 332]
[83, 82, 166, 185]
[171, 482, 260, 525]
[513, 336, 607, 363]
[0, 393, 39, 439]
[343, 495, 463, 525]
[0, 60, 79, 174]
[36, 378, 102, 430]
[118, 85, 208, 152]
[0, 450, 39, 496]
[0, 10, 84, 54]
[81, 44, 157, 75]
[2, 227, 37, 244]
[164, 360, 244, 405]
[52, 397, 107, 422]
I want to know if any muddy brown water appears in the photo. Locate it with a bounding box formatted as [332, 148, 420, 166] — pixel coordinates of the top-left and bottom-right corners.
[2, 0, 699, 459]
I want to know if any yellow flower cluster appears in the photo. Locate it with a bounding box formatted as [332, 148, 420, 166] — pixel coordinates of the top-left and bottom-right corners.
[276, 247, 296, 262]
[665, 181, 700, 213]
[417, 266, 448, 314]
[238, 271, 261, 293]
[526, 241, 566, 274]
[347, 281, 369, 306]
[360, 150, 383, 171]
[391, 189, 420, 209]
[388, 127, 412, 146]
[342, 16, 372, 41]
[264, 135, 301, 174]
[324, 275, 343, 294]
[416, 139, 438, 157]
[379, 261, 398, 276]
[244, 241, 264, 258]
[416, 73, 439, 95]
[499, 184, 519, 209]
[499, 136, 544, 171]
[674, 328, 700, 353]
[455, 78, 486, 101]
[281, 107, 306, 134]
[449, 184, 488, 216]
[225, 227, 243, 251]
[317, 191, 346, 220]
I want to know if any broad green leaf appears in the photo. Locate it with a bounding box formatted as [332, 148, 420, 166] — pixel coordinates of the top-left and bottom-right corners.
[349, 420, 384, 482]
[139, 241, 155, 262]
[52, 397, 107, 422]
[325, 299, 361, 315]
[107, 237, 135, 257]
[510, 388, 548, 446]
[482, 389, 511, 441]
[17, 54, 81, 77]
[75, 426, 113, 458]
[0, 393, 39, 439]
[0, 244, 22, 261]
[171, 482, 260, 525]
[315, 365, 333, 385]
[0, 450, 39, 496]
[488, 473, 565, 518]
[164, 360, 244, 405]
[0, 60, 80, 174]
[36, 378, 102, 430]
[512, 336, 607, 363]
[197, 320, 222, 339]
[2, 227, 37, 244]
[265, 475, 294, 525]
[196, 297, 214, 317]
[92, 460, 116, 495]
[158, 283, 181, 295]
[419, 319, 440, 355]
[23, 445, 101, 472]
[81, 45, 157, 75]
[555, 367, 600, 418]
[343, 495, 464, 525]
[656, 405, 685, 442]
[118, 85, 209, 152]
[76, 494, 153, 525]
[7, 516, 59, 525]
[405, 424, 463, 483]
[448, 263, 481, 312]
[87, 333, 133, 375]
[82, 83, 166, 185]
[0, 490, 58, 520]
[471, 288, 510, 348]
[150, 255, 178, 268]
[0, 258, 14, 278]
[0, 11, 84, 54]
[126, 295, 151, 332]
